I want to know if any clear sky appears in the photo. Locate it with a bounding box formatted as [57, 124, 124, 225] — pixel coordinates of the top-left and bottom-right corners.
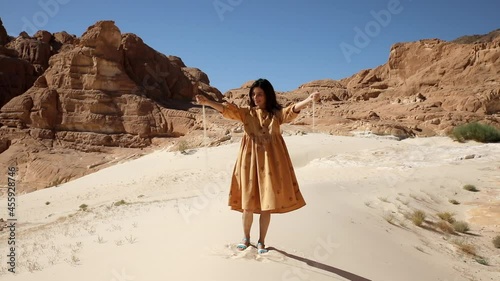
[1, 0, 499, 94]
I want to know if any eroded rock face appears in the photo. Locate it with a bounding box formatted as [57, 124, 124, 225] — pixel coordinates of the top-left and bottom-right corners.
[0, 54, 37, 108]
[0, 20, 37, 108]
[0, 18, 8, 45]
[6, 34, 52, 76]
[122, 33, 191, 103]
[0, 20, 71, 109]
[337, 35, 500, 136]
[223, 31, 500, 139]
[0, 20, 223, 191]
[1, 21, 223, 144]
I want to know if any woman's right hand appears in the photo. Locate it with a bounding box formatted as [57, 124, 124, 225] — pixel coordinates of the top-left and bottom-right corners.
[195, 95, 208, 105]
[309, 91, 321, 102]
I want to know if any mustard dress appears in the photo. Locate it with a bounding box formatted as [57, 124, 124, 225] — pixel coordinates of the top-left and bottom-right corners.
[222, 103, 306, 214]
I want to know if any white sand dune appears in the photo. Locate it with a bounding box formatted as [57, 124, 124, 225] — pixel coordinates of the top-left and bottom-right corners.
[1, 134, 499, 281]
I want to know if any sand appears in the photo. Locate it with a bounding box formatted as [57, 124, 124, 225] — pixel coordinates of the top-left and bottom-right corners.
[0, 133, 499, 281]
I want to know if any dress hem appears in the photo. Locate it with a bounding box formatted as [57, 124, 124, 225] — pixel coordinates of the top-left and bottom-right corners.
[229, 202, 306, 214]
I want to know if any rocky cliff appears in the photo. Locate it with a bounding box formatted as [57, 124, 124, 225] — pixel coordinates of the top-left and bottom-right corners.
[0, 20, 222, 192]
[224, 30, 500, 139]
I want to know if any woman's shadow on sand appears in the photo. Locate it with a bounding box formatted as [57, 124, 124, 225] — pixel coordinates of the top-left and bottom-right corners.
[267, 247, 372, 281]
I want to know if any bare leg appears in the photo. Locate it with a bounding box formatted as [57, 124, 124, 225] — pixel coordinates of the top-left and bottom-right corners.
[258, 211, 271, 246]
[242, 210, 253, 243]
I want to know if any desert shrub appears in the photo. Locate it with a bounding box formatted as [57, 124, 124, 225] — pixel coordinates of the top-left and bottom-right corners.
[453, 221, 470, 233]
[177, 140, 190, 153]
[452, 122, 500, 143]
[475, 257, 489, 266]
[452, 239, 476, 256]
[463, 184, 479, 192]
[114, 199, 128, 206]
[437, 212, 456, 223]
[436, 220, 455, 234]
[493, 235, 500, 248]
[411, 210, 426, 226]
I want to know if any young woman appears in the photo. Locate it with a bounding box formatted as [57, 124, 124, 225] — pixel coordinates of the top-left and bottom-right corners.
[196, 78, 320, 254]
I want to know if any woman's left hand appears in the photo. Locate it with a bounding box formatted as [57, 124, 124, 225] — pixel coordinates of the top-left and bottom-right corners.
[309, 91, 320, 102]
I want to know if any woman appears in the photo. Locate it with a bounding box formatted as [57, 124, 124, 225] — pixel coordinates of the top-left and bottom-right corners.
[196, 78, 320, 254]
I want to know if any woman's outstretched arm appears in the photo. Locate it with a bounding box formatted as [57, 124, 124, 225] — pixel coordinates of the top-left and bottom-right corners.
[293, 92, 320, 112]
[195, 95, 224, 112]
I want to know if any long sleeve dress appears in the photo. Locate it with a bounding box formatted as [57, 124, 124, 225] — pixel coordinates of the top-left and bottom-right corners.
[222, 103, 306, 214]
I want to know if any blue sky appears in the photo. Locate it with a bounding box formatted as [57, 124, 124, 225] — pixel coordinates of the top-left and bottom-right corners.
[1, 0, 499, 94]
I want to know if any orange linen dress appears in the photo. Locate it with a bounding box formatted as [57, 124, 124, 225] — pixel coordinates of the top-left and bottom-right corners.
[222, 103, 306, 214]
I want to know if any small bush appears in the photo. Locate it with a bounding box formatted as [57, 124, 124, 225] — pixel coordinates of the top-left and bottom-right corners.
[177, 140, 190, 154]
[411, 210, 426, 226]
[79, 204, 88, 211]
[437, 212, 456, 223]
[493, 235, 500, 248]
[114, 199, 128, 207]
[453, 239, 476, 256]
[463, 184, 479, 192]
[453, 221, 470, 233]
[436, 220, 455, 234]
[452, 122, 500, 143]
[449, 199, 460, 205]
[475, 257, 489, 266]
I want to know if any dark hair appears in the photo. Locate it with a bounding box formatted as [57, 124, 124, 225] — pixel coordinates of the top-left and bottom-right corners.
[248, 78, 282, 114]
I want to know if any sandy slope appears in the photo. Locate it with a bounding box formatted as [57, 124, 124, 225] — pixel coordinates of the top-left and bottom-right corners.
[0, 134, 499, 281]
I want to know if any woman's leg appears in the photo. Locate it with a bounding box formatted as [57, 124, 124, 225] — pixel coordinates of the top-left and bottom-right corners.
[242, 210, 253, 242]
[258, 211, 271, 245]
[236, 210, 253, 250]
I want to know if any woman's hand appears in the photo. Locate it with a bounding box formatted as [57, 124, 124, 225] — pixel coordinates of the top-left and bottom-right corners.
[308, 91, 320, 102]
[293, 91, 321, 112]
[195, 94, 208, 105]
[195, 94, 224, 112]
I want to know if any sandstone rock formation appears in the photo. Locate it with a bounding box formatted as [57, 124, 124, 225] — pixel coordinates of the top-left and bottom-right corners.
[0, 48, 37, 108]
[1, 21, 223, 142]
[223, 30, 500, 139]
[0, 20, 222, 192]
[0, 20, 80, 109]
[0, 18, 8, 45]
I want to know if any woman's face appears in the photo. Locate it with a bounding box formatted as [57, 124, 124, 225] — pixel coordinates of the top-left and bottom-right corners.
[252, 87, 266, 109]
